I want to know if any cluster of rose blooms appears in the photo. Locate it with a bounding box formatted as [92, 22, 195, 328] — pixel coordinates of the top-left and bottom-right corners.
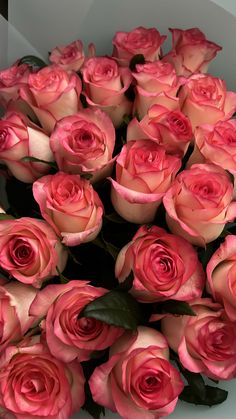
[0, 25, 236, 419]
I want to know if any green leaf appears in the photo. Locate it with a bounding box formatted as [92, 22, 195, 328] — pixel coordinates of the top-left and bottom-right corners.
[180, 385, 228, 406]
[154, 300, 196, 316]
[117, 271, 134, 292]
[80, 289, 142, 330]
[129, 54, 145, 71]
[18, 55, 47, 69]
[56, 267, 69, 284]
[82, 382, 105, 419]
[176, 360, 206, 401]
[21, 156, 57, 169]
[80, 173, 93, 181]
[0, 213, 14, 220]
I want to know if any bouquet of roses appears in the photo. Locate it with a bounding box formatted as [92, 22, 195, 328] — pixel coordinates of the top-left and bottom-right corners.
[0, 24, 236, 419]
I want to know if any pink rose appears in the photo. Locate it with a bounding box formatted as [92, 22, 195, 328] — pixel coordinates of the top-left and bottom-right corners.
[127, 104, 192, 157]
[187, 120, 236, 182]
[89, 326, 184, 418]
[132, 60, 182, 118]
[178, 73, 236, 130]
[0, 62, 31, 108]
[161, 298, 236, 380]
[20, 65, 82, 133]
[0, 281, 37, 352]
[0, 335, 85, 418]
[50, 108, 115, 182]
[82, 56, 132, 126]
[163, 163, 236, 246]
[0, 217, 68, 287]
[207, 235, 236, 322]
[33, 172, 104, 246]
[163, 27, 222, 76]
[0, 111, 53, 183]
[112, 26, 166, 66]
[30, 280, 124, 362]
[115, 225, 204, 302]
[49, 39, 85, 71]
[109, 140, 181, 223]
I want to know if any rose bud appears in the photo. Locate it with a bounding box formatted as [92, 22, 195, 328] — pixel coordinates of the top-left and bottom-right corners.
[50, 108, 115, 183]
[0, 335, 85, 418]
[112, 26, 166, 66]
[178, 73, 236, 130]
[0, 111, 53, 183]
[49, 39, 85, 71]
[82, 56, 132, 127]
[132, 60, 183, 118]
[109, 140, 181, 224]
[163, 27, 222, 76]
[207, 235, 236, 322]
[20, 65, 82, 133]
[89, 326, 184, 418]
[116, 225, 204, 302]
[161, 298, 236, 380]
[127, 104, 192, 157]
[187, 120, 236, 192]
[0, 281, 37, 353]
[33, 172, 104, 246]
[163, 163, 236, 247]
[30, 280, 124, 362]
[0, 62, 31, 108]
[0, 217, 68, 288]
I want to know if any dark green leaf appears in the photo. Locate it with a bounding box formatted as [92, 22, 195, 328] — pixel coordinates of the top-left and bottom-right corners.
[56, 267, 69, 284]
[154, 300, 196, 316]
[117, 271, 134, 291]
[80, 289, 142, 330]
[21, 156, 57, 169]
[18, 55, 47, 69]
[177, 361, 206, 401]
[129, 54, 145, 72]
[80, 93, 88, 108]
[80, 173, 93, 181]
[180, 385, 228, 406]
[82, 382, 105, 419]
[0, 213, 14, 220]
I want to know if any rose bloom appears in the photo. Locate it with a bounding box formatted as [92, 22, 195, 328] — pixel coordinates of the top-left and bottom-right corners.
[188, 119, 236, 182]
[0, 111, 53, 183]
[89, 326, 184, 418]
[163, 27, 222, 76]
[33, 172, 104, 246]
[50, 108, 115, 182]
[82, 56, 132, 127]
[161, 298, 236, 380]
[163, 163, 236, 247]
[0, 62, 31, 108]
[115, 225, 204, 302]
[178, 73, 236, 130]
[30, 280, 124, 362]
[20, 65, 82, 134]
[0, 335, 85, 418]
[49, 39, 85, 71]
[112, 26, 166, 66]
[0, 281, 37, 353]
[132, 60, 182, 118]
[127, 104, 192, 157]
[207, 235, 236, 322]
[0, 217, 68, 288]
[109, 139, 181, 224]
